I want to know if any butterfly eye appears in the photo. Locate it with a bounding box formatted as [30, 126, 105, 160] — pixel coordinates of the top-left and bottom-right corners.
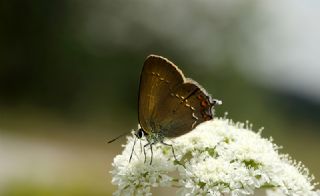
[135, 129, 144, 138]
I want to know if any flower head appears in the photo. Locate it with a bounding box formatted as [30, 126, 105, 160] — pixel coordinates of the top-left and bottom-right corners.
[111, 118, 319, 195]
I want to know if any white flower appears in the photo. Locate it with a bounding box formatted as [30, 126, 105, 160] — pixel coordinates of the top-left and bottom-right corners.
[111, 118, 319, 195]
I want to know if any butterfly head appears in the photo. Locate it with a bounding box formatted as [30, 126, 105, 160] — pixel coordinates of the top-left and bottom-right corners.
[135, 128, 148, 139]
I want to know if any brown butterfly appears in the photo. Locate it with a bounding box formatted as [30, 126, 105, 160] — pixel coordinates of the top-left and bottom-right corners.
[132, 55, 221, 164]
[108, 55, 221, 164]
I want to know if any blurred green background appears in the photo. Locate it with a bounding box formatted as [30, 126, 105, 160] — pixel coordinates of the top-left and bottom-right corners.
[0, 0, 319, 195]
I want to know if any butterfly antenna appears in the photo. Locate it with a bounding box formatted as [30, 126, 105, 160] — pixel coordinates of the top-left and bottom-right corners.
[107, 132, 129, 143]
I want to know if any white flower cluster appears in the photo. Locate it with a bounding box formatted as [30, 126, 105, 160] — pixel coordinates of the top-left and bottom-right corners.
[111, 118, 319, 195]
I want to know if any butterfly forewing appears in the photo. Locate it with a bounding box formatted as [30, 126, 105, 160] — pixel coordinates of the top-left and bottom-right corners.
[138, 55, 185, 135]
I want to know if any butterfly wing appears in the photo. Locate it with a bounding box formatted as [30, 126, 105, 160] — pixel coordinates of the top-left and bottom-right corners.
[138, 55, 217, 138]
[154, 79, 215, 138]
[138, 55, 184, 134]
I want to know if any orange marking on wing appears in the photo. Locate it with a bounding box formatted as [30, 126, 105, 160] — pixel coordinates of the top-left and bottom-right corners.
[201, 100, 207, 107]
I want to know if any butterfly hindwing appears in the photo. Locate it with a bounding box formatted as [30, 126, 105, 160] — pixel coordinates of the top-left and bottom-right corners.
[154, 79, 214, 137]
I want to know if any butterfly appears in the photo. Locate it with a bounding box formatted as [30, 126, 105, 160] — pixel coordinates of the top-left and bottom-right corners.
[132, 55, 221, 164]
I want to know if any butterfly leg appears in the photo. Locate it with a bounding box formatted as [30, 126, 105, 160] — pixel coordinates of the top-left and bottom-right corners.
[160, 141, 178, 162]
[143, 141, 155, 165]
[150, 144, 153, 165]
[139, 139, 143, 153]
[143, 143, 148, 163]
[129, 137, 137, 163]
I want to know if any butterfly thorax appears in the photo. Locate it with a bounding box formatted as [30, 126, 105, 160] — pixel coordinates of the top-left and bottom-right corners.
[145, 131, 165, 145]
[135, 127, 165, 145]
